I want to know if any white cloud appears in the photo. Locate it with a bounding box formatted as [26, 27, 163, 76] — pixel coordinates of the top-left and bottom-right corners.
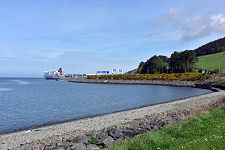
[211, 13, 225, 32]
[152, 7, 225, 41]
[154, 7, 190, 25]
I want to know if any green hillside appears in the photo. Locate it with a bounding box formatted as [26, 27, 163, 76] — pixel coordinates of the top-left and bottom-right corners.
[194, 37, 225, 57]
[196, 51, 225, 73]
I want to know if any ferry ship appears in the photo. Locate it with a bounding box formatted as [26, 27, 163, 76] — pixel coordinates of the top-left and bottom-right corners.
[44, 68, 63, 79]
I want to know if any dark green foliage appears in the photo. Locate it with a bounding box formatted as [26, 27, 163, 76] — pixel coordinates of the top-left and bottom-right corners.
[136, 62, 145, 74]
[66, 139, 76, 143]
[139, 51, 196, 74]
[141, 55, 169, 74]
[170, 50, 197, 73]
[194, 37, 225, 56]
[89, 137, 99, 144]
[136, 37, 225, 74]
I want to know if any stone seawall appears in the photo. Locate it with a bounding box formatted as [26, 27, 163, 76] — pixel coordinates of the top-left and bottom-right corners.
[60, 79, 196, 87]
[1, 90, 224, 150]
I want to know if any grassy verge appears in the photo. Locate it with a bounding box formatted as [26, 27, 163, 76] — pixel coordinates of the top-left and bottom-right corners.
[196, 51, 225, 73]
[107, 104, 225, 150]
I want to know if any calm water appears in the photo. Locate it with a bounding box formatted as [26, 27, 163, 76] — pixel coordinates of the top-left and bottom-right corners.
[0, 78, 212, 134]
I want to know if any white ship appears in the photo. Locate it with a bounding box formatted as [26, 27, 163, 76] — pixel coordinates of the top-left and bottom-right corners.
[44, 70, 63, 79]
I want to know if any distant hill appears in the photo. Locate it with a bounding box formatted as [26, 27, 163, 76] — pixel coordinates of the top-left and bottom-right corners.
[125, 69, 137, 74]
[194, 37, 225, 57]
[134, 36, 225, 74]
[196, 51, 225, 73]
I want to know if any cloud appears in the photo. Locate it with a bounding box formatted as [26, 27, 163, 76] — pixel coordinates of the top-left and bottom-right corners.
[154, 7, 190, 25]
[211, 13, 225, 32]
[26, 50, 64, 62]
[152, 7, 225, 41]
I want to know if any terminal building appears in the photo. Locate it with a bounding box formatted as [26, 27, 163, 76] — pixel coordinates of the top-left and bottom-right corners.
[112, 69, 123, 74]
[96, 71, 110, 75]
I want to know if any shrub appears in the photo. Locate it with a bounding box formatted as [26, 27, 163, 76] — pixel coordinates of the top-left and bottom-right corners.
[89, 137, 99, 144]
[87, 73, 205, 81]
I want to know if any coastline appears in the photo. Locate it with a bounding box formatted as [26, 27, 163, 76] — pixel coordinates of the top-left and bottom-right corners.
[1, 90, 224, 150]
[0, 89, 212, 135]
[60, 78, 196, 87]
[59, 78, 224, 91]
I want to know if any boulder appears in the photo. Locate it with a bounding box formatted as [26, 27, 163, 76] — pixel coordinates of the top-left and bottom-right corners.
[72, 143, 86, 150]
[96, 128, 108, 140]
[108, 128, 124, 140]
[122, 129, 137, 138]
[86, 144, 100, 150]
[96, 136, 114, 147]
[76, 135, 89, 144]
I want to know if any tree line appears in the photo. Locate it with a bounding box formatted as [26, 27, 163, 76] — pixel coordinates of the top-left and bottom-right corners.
[137, 50, 196, 74]
[194, 37, 225, 56]
[136, 36, 225, 74]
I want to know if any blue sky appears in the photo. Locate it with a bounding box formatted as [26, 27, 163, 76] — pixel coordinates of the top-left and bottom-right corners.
[0, 0, 225, 77]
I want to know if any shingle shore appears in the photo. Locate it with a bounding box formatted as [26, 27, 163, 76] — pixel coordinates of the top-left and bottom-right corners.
[0, 90, 224, 150]
[64, 79, 196, 87]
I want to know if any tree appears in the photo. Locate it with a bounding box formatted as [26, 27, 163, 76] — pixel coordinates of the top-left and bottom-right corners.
[169, 50, 196, 73]
[136, 62, 145, 73]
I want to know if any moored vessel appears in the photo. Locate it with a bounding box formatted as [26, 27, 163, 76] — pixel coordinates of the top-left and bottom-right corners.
[44, 68, 64, 79]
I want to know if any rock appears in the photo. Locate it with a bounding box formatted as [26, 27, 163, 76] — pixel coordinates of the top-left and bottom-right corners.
[108, 128, 124, 140]
[76, 135, 89, 144]
[153, 125, 159, 131]
[163, 115, 173, 124]
[139, 123, 151, 131]
[114, 138, 123, 144]
[51, 142, 58, 147]
[72, 143, 86, 150]
[86, 144, 99, 150]
[96, 128, 108, 140]
[43, 142, 59, 150]
[122, 129, 137, 138]
[155, 119, 166, 128]
[43, 145, 57, 150]
[53, 145, 71, 150]
[97, 136, 114, 147]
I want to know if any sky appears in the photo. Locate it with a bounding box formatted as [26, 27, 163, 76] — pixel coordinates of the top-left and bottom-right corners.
[0, 0, 225, 77]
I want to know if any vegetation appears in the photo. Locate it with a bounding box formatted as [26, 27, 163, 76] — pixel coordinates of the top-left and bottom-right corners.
[87, 73, 204, 81]
[107, 104, 225, 150]
[135, 37, 225, 75]
[89, 137, 99, 144]
[196, 51, 225, 74]
[137, 51, 196, 74]
[194, 37, 225, 57]
[66, 139, 76, 143]
[170, 50, 196, 73]
[138, 55, 169, 74]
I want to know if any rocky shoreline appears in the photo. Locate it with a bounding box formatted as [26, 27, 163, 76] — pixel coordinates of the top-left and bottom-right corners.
[60, 79, 196, 88]
[0, 90, 224, 150]
[60, 78, 225, 91]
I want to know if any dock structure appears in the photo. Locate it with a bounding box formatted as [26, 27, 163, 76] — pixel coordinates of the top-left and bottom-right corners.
[63, 74, 86, 78]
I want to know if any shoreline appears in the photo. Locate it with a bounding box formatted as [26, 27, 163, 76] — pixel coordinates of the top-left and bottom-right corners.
[0, 89, 212, 136]
[59, 78, 223, 91]
[60, 78, 196, 87]
[1, 90, 224, 150]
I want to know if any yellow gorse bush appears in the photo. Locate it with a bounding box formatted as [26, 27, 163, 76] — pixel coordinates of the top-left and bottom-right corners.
[87, 73, 204, 81]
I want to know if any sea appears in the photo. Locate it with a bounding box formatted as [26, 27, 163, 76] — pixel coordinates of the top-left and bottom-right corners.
[0, 78, 212, 134]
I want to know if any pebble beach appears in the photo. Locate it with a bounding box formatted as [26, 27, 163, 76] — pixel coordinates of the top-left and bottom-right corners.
[0, 89, 224, 150]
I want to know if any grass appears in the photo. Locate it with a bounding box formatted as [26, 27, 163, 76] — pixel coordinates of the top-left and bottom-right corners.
[66, 139, 76, 143]
[89, 137, 99, 144]
[106, 104, 225, 150]
[196, 51, 225, 73]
